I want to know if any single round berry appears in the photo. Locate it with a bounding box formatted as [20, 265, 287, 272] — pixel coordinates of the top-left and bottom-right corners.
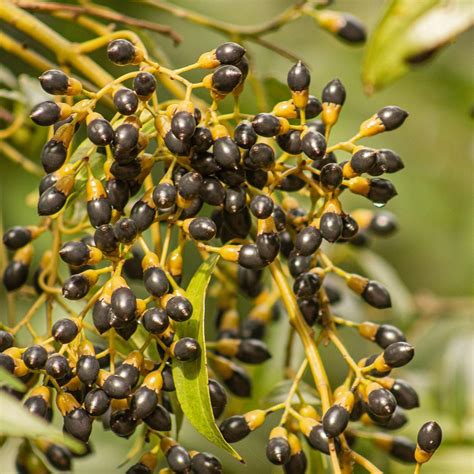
[113, 88, 139, 115]
[377, 106, 409, 131]
[45, 354, 70, 379]
[76, 355, 100, 386]
[295, 226, 322, 257]
[209, 379, 227, 419]
[133, 71, 157, 98]
[250, 195, 274, 219]
[301, 130, 327, 160]
[234, 121, 257, 149]
[52, 318, 78, 343]
[293, 272, 321, 298]
[252, 113, 281, 137]
[320, 212, 343, 242]
[41, 140, 67, 172]
[103, 374, 132, 399]
[322, 79, 346, 105]
[144, 404, 171, 431]
[362, 280, 391, 309]
[287, 60, 310, 91]
[375, 324, 406, 349]
[172, 337, 201, 362]
[215, 42, 246, 65]
[213, 136, 240, 169]
[30, 101, 61, 126]
[39, 69, 69, 95]
[142, 307, 169, 334]
[22, 344, 48, 370]
[153, 182, 177, 209]
[212, 65, 242, 93]
[166, 295, 193, 322]
[171, 111, 196, 141]
[107, 39, 136, 65]
[238, 244, 266, 270]
[60, 241, 90, 267]
[220, 416, 250, 443]
[113, 218, 138, 244]
[3, 227, 32, 251]
[87, 118, 114, 146]
[111, 287, 137, 321]
[320, 163, 343, 189]
[189, 217, 217, 241]
[417, 421, 442, 453]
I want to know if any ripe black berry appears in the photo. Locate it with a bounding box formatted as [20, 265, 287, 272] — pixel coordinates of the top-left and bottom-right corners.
[287, 61, 310, 92]
[172, 337, 201, 362]
[166, 295, 193, 322]
[153, 182, 177, 209]
[87, 118, 114, 145]
[322, 405, 350, 437]
[76, 355, 100, 386]
[191, 452, 223, 474]
[320, 212, 343, 242]
[362, 280, 391, 309]
[110, 409, 137, 437]
[133, 71, 157, 98]
[188, 217, 217, 241]
[39, 69, 69, 94]
[212, 65, 242, 93]
[252, 113, 281, 137]
[111, 287, 137, 321]
[301, 130, 326, 160]
[417, 421, 442, 453]
[130, 386, 158, 420]
[3, 227, 32, 250]
[30, 101, 61, 126]
[320, 163, 343, 189]
[390, 379, 419, 409]
[103, 374, 132, 399]
[220, 415, 250, 443]
[215, 42, 246, 65]
[171, 111, 196, 141]
[209, 378, 227, 419]
[107, 39, 136, 65]
[246, 142, 275, 170]
[113, 218, 138, 244]
[375, 324, 406, 349]
[238, 244, 266, 270]
[234, 121, 257, 149]
[62, 274, 91, 300]
[45, 354, 70, 379]
[250, 195, 274, 219]
[113, 88, 139, 115]
[52, 318, 78, 343]
[41, 139, 67, 172]
[144, 404, 172, 431]
[322, 79, 346, 105]
[295, 226, 322, 256]
[142, 307, 169, 334]
[383, 342, 415, 368]
[293, 272, 321, 298]
[213, 136, 240, 169]
[22, 344, 48, 369]
[377, 106, 408, 131]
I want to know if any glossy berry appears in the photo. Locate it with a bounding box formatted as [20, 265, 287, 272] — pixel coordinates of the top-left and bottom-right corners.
[142, 307, 169, 334]
[370, 211, 398, 236]
[44, 444, 72, 471]
[252, 113, 281, 137]
[368, 388, 397, 417]
[383, 342, 415, 368]
[246, 142, 275, 170]
[171, 111, 196, 141]
[39, 69, 69, 94]
[220, 416, 250, 443]
[320, 212, 343, 242]
[189, 217, 217, 241]
[250, 195, 274, 219]
[3, 261, 29, 291]
[234, 121, 257, 149]
[41, 139, 67, 172]
[113, 88, 139, 115]
[212, 65, 242, 93]
[200, 178, 225, 205]
[375, 324, 406, 349]
[133, 71, 156, 98]
[76, 355, 100, 386]
[379, 149, 404, 173]
[322, 405, 350, 437]
[277, 130, 302, 154]
[166, 445, 191, 472]
[287, 60, 310, 91]
[111, 287, 137, 321]
[63, 408, 92, 442]
[59, 241, 90, 266]
[130, 386, 158, 420]
[172, 337, 201, 362]
[94, 224, 118, 253]
[45, 354, 70, 379]
[153, 182, 177, 209]
[3, 227, 32, 250]
[213, 136, 240, 169]
[377, 106, 409, 131]
[166, 295, 193, 322]
[24, 395, 49, 419]
[22, 344, 48, 369]
[307, 424, 338, 454]
[143, 267, 169, 297]
[191, 452, 223, 474]
[62, 274, 90, 300]
[362, 280, 391, 309]
[178, 171, 203, 199]
[107, 39, 136, 65]
[322, 79, 346, 105]
[267, 437, 291, 465]
[110, 409, 137, 437]
[390, 379, 419, 409]
[37, 186, 67, 216]
[87, 118, 114, 146]
[0, 330, 14, 352]
[191, 127, 214, 152]
[113, 218, 138, 244]
[417, 421, 442, 453]
[320, 163, 343, 189]
[295, 226, 322, 256]
[103, 374, 132, 399]
[293, 272, 321, 298]
[351, 149, 377, 174]
[215, 42, 246, 65]
[114, 123, 139, 151]
[238, 244, 266, 270]
[30, 101, 61, 126]
[52, 318, 78, 343]
[301, 130, 326, 160]
[144, 404, 172, 431]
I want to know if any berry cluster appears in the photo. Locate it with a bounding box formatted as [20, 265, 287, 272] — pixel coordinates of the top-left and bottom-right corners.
[1, 38, 441, 473]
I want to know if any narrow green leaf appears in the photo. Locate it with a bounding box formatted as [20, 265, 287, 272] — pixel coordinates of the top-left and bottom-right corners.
[362, 0, 473, 92]
[172, 254, 243, 462]
[0, 366, 26, 391]
[0, 391, 84, 453]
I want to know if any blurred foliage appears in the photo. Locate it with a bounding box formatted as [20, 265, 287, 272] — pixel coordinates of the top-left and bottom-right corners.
[0, 0, 473, 473]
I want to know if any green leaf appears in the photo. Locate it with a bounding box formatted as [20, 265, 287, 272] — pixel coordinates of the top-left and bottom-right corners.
[0, 366, 26, 391]
[362, 0, 473, 92]
[0, 391, 84, 453]
[263, 77, 290, 105]
[172, 254, 243, 462]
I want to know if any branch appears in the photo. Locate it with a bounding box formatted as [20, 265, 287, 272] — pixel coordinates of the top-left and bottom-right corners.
[11, 0, 182, 44]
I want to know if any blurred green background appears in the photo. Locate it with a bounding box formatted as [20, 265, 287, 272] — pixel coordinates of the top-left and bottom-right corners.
[0, 0, 473, 472]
